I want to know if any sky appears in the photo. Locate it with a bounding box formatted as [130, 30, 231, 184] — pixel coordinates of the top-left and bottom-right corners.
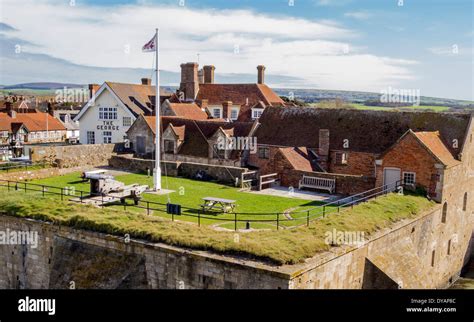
[0, 0, 473, 100]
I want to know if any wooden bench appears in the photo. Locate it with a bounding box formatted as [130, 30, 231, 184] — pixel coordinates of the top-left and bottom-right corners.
[298, 175, 335, 194]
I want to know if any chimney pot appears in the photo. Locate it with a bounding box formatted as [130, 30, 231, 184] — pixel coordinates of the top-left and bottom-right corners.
[141, 78, 152, 86]
[257, 65, 266, 84]
[203, 65, 215, 84]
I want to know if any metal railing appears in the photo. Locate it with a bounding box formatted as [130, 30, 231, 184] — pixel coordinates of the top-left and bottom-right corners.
[0, 178, 405, 231]
[0, 161, 48, 173]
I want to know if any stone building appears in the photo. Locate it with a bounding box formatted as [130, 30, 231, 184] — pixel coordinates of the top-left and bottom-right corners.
[249, 106, 473, 198]
[126, 115, 257, 166]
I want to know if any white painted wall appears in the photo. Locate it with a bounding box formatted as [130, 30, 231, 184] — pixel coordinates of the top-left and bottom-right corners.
[78, 87, 135, 144]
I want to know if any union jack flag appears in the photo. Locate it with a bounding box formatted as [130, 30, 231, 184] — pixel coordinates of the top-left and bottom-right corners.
[142, 33, 157, 52]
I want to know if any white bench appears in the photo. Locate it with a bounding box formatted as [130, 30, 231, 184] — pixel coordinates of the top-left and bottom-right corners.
[298, 175, 335, 194]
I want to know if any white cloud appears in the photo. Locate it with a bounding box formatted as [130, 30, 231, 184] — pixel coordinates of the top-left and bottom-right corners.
[1, 0, 417, 92]
[344, 11, 372, 20]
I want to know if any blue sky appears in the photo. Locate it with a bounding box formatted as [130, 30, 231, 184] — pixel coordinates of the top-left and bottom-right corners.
[0, 0, 472, 100]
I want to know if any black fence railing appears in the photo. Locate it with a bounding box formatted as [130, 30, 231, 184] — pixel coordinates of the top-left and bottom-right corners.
[0, 179, 405, 230]
[0, 161, 48, 173]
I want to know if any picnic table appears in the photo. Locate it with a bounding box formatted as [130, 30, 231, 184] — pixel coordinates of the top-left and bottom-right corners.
[201, 197, 236, 213]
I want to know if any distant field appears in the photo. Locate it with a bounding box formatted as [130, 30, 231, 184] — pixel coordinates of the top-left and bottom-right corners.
[310, 102, 451, 112]
[0, 88, 57, 96]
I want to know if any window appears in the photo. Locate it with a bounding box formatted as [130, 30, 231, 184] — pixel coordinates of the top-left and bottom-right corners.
[212, 108, 221, 118]
[442, 202, 448, 223]
[123, 117, 132, 127]
[212, 144, 225, 159]
[103, 131, 112, 144]
[87, 131, 95, 144]
[164, 140, 175, 153]
[230, 108, 239, 120]
[99, 107, 117, 120]
[251, 108, 264, 119]
[258, 147, 269, 159]
[463, 192, 468, 211]
[335, 152, 348, 165]
[403, 172, 416, 185]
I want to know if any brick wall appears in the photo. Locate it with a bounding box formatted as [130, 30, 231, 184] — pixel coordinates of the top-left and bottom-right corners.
[375, 134, 442, 199]
[108, 155, 179, 177]
[329, 151, 375, 177]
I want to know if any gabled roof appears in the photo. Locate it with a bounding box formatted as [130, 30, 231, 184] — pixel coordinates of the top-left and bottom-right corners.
[76, 82, 172, 120]
[106, 82, 171, 116]
[278, 147, 317, 172]
[141, 115, 255, 158]
[169, 124, 185, 140]
[167, 102, 208, 120]
[411, 131, 460, 167]
[256, 106, 471, 158]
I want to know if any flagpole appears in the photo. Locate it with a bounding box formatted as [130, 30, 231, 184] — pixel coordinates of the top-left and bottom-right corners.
[154, 28, 162, 191]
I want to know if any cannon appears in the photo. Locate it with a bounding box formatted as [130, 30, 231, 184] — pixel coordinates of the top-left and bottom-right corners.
[86, 173, 148, 205]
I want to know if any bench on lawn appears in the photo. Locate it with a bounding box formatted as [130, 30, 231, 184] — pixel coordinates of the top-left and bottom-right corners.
[201, 197, 237, 213]
[298, 175, 335, 194]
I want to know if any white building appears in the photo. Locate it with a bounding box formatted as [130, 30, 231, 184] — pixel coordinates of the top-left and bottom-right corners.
[74, 79, 170, 144]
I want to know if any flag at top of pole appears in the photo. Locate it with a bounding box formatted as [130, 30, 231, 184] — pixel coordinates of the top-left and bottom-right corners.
[142, 29, 161, 191]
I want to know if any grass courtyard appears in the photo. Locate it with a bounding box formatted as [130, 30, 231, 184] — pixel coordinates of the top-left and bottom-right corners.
[24, 171, 327, 229]
[0, 185, 435, 264]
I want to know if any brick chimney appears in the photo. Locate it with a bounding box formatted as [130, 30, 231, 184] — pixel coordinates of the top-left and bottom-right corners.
[222, 101, 232, 119]
[200, 99, 208, 110]
[141, 78, 151, 86]
[179, 62, 199, 100]
[257, 65, 266, 84]
[318, 129, 330, 171]
[88, 84, 100, 99]
[203, 65, 215, 84]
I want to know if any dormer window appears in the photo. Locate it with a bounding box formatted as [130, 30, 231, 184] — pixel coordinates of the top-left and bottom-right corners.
[251, 108, 264, 120]
[212, 108, 222, 118]
[230, 108, 239, 120]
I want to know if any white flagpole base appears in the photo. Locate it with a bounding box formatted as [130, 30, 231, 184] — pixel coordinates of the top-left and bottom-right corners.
[153, 167, 162, 191]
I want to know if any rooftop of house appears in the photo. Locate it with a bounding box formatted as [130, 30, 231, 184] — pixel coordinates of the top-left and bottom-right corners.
[256, 106, 472, 158]
[0, 111, 66, 132]
[411, 131, 461, 167]
[105, 82, 172, 116]
[166, 102, 208, 120]
[278, 147, 318, 172]
[140, 115, 255, 158]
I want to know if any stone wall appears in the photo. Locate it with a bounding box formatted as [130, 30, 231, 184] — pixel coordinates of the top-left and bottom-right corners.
[108, 155, 179, 177]
[30, 144, 116, 168]
[0, 166, 87, 182]
[0, 215, 289, 290]
[281, 169, 376, 195]
[109, 155, 246, 184]
[0, 198, 472, 289]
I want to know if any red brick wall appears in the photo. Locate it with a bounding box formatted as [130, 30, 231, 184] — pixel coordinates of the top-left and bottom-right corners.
[281, 169, 376, 195]
[329, 150, 376, 177]
[248, 145, 285, 175]
[375, 134, 441, 198]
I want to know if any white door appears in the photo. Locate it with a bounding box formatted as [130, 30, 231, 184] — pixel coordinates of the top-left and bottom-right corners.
[383, 168, 401, 191]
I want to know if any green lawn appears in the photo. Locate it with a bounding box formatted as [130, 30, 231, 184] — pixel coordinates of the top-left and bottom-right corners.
[310, 102, 451, 112]
[0, 188, 435, 265]
[26, 172, 327, 228]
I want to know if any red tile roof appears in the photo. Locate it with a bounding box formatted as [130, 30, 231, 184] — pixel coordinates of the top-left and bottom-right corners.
[0, 112, 66, 132]
[167, 102, 208, 120]
[278, 147, 315, 171]
[412, 131, 460, 167]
